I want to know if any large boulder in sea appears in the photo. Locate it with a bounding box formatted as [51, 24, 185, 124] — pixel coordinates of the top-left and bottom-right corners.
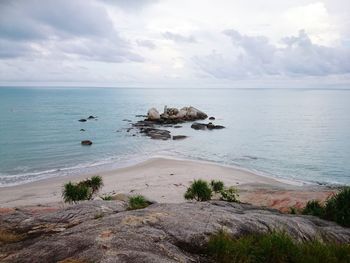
[145, 106, 207, 124]
[147, 108, 160, 120]
[1, 200, 350, 262]
[179, 106, 207, 120]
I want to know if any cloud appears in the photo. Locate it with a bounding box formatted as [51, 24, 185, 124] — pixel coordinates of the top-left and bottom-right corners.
[99, 0, 158, 11]
[193, 29, 350, 79]
[136, 39, 156, 49]
[163, 31, 197, 43]
[0, 0, 143, 62]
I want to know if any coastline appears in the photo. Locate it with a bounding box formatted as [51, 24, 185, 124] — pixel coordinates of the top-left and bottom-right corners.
[0, 157, 336, 211]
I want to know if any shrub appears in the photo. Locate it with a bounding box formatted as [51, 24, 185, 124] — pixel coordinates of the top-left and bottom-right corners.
[324, 187, 350, 227]
[78, 175, 103, 199]
[184, 179, 212, 201]
[62, 182, 90, 204]
[210, 180, 225, 193]
[295, 187, 350, 227]
[62, 176, 103, 203]
[207, 230, 350, 263]
[302, 200, 324, 217]
[220, 187, 239, 202]
[290, 207, 298, 214]
[100, 195, 113, 201]
[128, 195, 150, 210]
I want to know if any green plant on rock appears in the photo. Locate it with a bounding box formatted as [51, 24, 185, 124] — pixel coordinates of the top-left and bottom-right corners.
[302, 200, 324, 217]
[297, 187, 350, 227]
[62, 176, 103, 203]
[128, 195, 150, 210]
[324, 187, 350, 227]
[184, 179, 212, 201]
[220, 187, 239, 202]
[207, 230, 350, 263]
[100, 194, 113, 201]
[210, 180, 225, 193]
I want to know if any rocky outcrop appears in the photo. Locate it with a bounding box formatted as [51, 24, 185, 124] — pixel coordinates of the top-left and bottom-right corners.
[1, 201, 349, 262]
[146, 106, 208, 124]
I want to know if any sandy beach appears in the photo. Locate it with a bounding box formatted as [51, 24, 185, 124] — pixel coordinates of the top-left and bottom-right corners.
[0, 157, 336, 211]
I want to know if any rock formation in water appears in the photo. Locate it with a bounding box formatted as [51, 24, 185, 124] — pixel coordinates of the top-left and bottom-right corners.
[1, 200, 349, 262]
[147, 106, 208, 123]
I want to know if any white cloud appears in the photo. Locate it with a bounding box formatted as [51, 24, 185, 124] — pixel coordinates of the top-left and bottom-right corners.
[0, 0, 349, 86]
[194, 29, 350, 80]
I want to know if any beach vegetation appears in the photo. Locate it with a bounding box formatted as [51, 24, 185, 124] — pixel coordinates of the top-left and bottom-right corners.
[210, 180, 225, 193]
[184, 179, 212, 201]
[62, 176, 103, 203]
[298, 187, 350, 227]
[128, 195, 150, 210]
[302, 200, 324, 217]
[289, 207, 299, 214]
[100, 194, 113, 201]
[324, 187, 350, 227]
[206, 229, 350, 263]
[220, 187, 239, 202]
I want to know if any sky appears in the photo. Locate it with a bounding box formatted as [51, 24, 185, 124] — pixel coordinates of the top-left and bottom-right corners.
[0, 0, 350, 88]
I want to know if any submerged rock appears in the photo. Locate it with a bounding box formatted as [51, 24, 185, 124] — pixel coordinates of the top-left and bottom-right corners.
[81, 140, 92, 145]
[88, 116, 96, 119]
[191, 122, 207, 130]
[191, 122, 225, 130]
[78, 119, 87, 122]
[140, 128, 171, 140]
[1, 201, 349, 262]
[172, 135, 187, 140]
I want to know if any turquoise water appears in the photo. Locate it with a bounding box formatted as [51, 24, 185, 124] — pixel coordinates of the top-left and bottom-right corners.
[0, 87, 349, 186]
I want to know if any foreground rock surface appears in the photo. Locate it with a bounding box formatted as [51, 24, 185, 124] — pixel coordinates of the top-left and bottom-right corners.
[1, 201, 349, 263]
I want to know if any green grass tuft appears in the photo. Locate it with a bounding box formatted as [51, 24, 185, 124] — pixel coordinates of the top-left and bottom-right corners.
[299, 187, 350, 227]
[210, 180, 225, 193]
[220, 187, 239, 202]
[62, 176, 103, 203]
[207, 230, 350, 263]
[302, 200, 324, 217]
[128, 195, 150, 210]
[184, 179, 212, 201]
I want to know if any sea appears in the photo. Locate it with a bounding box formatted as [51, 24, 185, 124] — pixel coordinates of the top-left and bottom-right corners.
[0, 87, 349, 186]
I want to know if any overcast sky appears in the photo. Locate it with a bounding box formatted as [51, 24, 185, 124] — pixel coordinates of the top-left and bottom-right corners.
[0, 0, 350, 87]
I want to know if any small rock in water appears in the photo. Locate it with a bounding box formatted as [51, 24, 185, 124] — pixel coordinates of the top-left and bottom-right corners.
[209, 116, 215, 120]
[172, 135, 187, 140]
[81, 140, 93, 145]
[123, 119, 132, 122]
[191, 123, 207, 130]
[80, 129, 85, 131]
[174, 125, 182, 128]
[79, 119, 87, 122]
[87, 116, 96, 119]
[191, 122, 225, 130]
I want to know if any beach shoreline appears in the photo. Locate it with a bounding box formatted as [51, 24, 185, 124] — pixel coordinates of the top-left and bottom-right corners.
[0, 157, 336, 211]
